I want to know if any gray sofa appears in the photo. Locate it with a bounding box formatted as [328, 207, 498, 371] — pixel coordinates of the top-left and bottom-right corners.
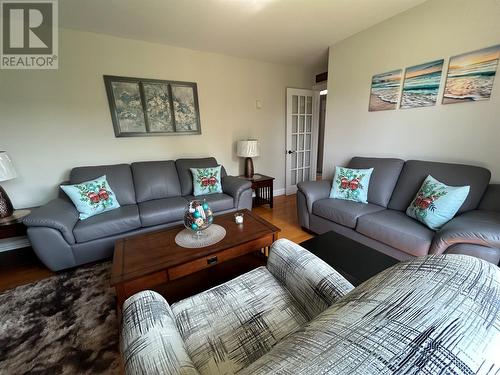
[297, 157, 500, 264]
[121, 239, 500, 374]
[24, 157, 252, 271]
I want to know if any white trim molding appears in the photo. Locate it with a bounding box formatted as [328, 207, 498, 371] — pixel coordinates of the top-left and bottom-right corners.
[273, 188, 286, 197]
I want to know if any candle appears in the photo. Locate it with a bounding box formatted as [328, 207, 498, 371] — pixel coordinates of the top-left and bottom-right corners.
[235, 213, 244, 224]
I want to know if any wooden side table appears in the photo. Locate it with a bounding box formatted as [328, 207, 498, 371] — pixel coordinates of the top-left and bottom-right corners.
[239, 174, 275, 208]
[0, 209, 31, 252]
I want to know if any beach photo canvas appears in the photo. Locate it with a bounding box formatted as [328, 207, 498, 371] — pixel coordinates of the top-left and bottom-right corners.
[443, 44, 500, 104]
[368, 69, 402, 111]
[400, 59, 444, 109]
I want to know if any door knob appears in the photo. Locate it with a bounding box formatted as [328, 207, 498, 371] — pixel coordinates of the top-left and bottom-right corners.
[287, 150, 296, 154]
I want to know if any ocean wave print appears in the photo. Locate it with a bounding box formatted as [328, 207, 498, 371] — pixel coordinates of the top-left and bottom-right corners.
[401, 59, 444, 109]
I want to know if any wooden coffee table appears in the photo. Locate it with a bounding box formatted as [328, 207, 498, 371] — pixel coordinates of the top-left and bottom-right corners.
[111, 209, 280, 310]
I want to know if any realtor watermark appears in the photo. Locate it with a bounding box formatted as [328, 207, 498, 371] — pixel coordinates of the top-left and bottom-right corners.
[1, 0, 58, 69]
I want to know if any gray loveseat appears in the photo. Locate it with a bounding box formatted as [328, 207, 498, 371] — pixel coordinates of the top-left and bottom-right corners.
[121, 239, 500, 374]
[297, 157, 500, 264]
[24, 157, 252, 271]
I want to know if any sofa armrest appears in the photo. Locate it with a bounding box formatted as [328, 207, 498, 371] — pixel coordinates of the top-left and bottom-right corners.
[23, 198, 78, 244]
[267, 238, 354, 320]
[121, 291, 200, 375]
[430, 210, 500, 256]
[445, 243, 500, 265]
[222, 176, 252, 207]
[297, 180, 331, 213]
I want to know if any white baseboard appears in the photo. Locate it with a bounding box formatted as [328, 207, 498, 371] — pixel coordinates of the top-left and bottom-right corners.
[273, 188, 285, 196]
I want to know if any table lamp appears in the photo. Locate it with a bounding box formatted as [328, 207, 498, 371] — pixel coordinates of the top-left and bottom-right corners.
[0, 152, 17, 218]
[237, 140, 259, 178]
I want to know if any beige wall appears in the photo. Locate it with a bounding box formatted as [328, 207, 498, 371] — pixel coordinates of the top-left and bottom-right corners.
[324, 0, 500, 182]
[0, 29, 312, 208]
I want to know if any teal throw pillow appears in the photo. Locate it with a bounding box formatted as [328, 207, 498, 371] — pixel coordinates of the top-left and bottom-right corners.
[190, 166, 223, 196]
[329, 166, 374, 203]
[60, 175, 121, 220]
[406, 175, 470, 230]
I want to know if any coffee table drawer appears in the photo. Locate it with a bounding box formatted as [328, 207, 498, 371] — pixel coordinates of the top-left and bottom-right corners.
[168, 234, 274, 281]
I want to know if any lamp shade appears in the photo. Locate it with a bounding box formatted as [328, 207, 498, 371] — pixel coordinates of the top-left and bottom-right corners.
[237, 140, 259, 158]
[0, 152, 17, 182]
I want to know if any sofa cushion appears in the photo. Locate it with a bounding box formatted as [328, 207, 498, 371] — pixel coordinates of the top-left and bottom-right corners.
[70, 164, 136, 205]
[356, 210, 434, 257]
[73, 205, 141, 243]
[347, 157, 405, 207]
[479, 184, 500, 212]
[138, 197, 188, 227]
[131, 161, 182, 202]
[329, 166, 374, 203]
[406, 175, 470, 230]
[388, 160, 490, 213]
[60, 175, 121, 220]
[184, 193, 234, 212]
[190, 166, 223, 196]
[171, 266, 309, 375]
[312, 198, 385, 229]
[176, 158, 227, 196]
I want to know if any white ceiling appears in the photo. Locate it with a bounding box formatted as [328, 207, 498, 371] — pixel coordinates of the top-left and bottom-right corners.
[60, 0, 427, 69]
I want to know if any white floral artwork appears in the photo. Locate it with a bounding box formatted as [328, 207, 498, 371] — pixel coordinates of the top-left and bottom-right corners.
[110, 82, 146, 132]
[105, 76, 201, 137]
[143, 83, 174, 132]
[172, 85, 198, 132]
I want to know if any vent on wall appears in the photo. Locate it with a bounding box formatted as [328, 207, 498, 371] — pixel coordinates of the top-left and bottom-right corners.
[316, 72, 328, 83]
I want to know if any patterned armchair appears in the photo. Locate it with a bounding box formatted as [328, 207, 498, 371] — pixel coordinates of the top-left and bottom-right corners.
[121, 239, 500, 375]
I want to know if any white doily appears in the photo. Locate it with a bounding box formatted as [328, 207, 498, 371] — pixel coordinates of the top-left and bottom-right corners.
[174, 224, 226, 248]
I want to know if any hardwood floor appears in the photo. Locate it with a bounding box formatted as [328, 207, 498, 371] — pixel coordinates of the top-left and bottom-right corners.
[0, 194, 312, 293]
[253, 194, 313, 244]
[0, 247, 54, 292]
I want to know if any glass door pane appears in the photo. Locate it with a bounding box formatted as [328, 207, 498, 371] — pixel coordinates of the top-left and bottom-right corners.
[292, 95, 298, 114]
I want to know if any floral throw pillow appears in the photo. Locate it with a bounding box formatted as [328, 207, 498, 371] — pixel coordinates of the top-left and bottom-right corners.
[60, 175, 120, 220]
[190, 166, 223, 196]
[406, 175, 470, 230]
[329, 166, 374, 203]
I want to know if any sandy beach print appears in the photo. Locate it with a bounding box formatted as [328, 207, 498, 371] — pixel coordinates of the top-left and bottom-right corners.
[369, 69, 402, 111]
[400, 59, 444, 109]
[443, 44, 500, 104]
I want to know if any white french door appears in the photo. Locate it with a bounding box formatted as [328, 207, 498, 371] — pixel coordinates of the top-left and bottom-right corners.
[286, 88, 316, 195]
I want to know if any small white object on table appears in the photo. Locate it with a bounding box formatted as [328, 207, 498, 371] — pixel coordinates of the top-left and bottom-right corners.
[234, 212, 244, 224]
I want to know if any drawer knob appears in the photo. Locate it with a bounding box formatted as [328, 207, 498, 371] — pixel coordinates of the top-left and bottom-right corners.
[207, 256, 218, 265]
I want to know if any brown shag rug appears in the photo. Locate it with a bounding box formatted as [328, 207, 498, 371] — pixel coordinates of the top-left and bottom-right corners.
[0, 262, 119, 374]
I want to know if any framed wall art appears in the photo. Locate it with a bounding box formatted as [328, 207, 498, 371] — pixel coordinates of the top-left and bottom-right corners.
[442, 44, 500, 104]
[368, 69, 402, 111]
[400, 59, 444, 109]
[103, 75, 201, 137]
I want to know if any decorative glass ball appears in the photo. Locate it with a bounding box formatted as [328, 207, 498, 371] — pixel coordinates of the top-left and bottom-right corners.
[184, 199, 213, 235]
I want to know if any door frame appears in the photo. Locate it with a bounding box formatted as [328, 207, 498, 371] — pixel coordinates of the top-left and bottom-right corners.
[285, 87, 317, 195]
[312, 81, 327, 178]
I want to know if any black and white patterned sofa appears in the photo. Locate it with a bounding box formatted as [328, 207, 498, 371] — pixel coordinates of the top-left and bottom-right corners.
[121, 239, 500, 375]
